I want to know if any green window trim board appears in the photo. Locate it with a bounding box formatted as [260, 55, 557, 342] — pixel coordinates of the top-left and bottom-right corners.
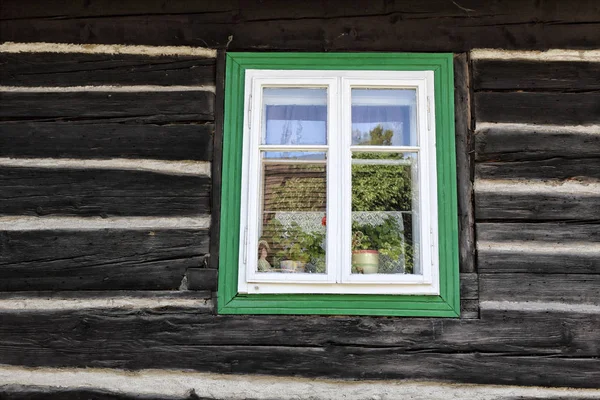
[218, 52, 459, 317]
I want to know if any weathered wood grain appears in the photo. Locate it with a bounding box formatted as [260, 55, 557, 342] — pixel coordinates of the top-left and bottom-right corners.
[473, 60, 600, 91]
[476, 158, 600, 181]
[460, 273, 478, 300]
[0, 91, 214, 122]
[1, 0, 599, 51]
[475, 92, 600, 125]
[460, 299, 479, 319]
[0, 386, 207, 400]
[480, 273, 600, 304]
[477, 223, 600, 274]
[475, 126, 600, 162]
[0, 122, 213, 161]
[0, 308, 598, 387]
[0, 167, 210, 217]
[478, 222, 600, 243]
[186, 268, 217, 291]
[0, 0, 234, 19]
[0, 290, 212, 301]
[209, 50, 225, 272]
[475, 184, 600, 221]
[0, 53, 216, 87]
[454, 53, 475, 273]
[478, 248, 599, 274]
[0, 229, 209, 291]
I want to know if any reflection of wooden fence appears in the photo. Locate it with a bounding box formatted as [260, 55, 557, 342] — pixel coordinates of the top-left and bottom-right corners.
[262, 163, 327, 215]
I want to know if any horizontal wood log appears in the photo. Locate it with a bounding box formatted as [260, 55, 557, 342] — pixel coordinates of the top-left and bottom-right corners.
[473, 60, 600, 91]
[480, 273, 600, 304]
[0, 167, 210, 217]
[0, 386, 204, 400]
[0, 53, 216, 87]
[478, 247, 599, 274]
[475, 181, 600, 221]
[0, 91, 214, 122]
[477, 223, 600, 274]
[476, 157, 600, 180]
[475, 125, 600, 162]
[0, 0, 234, 19]
[0, 308, 598, 387]
[0, 122, 213, 161]
[0, 229, 209, 291]
[1, 1, 599, 51]
[475, 92, 600, 125]
[0, 290, 212, 301]
[478, 222, 600, 242]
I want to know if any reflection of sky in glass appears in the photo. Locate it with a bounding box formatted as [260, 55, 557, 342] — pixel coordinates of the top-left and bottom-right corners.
[263, 88, 327, 148]
[265, 118, 327, 146]
[351, 89, 417, 147]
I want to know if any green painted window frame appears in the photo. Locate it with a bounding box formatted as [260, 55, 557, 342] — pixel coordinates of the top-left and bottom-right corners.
[218, 52, 459, 317]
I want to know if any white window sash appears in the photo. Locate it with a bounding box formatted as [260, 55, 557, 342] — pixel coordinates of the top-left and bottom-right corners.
[238, 70, 439, 295]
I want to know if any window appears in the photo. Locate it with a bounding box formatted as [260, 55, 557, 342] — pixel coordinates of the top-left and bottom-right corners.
[218, 53, 459, 316]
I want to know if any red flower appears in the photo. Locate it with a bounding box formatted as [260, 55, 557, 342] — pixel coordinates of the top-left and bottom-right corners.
[321, 215, 327, 226]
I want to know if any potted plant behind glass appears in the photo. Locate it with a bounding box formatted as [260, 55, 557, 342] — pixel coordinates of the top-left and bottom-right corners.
[351, 228, 379, 274]
[352, 217, 406, 274]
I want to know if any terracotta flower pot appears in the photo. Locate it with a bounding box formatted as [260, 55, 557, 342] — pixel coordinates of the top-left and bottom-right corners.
[352, 250, 379, 274]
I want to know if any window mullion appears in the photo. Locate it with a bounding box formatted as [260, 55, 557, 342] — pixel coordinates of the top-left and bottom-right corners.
[339, 77, 352, 284]
[325, 78, 340, 283]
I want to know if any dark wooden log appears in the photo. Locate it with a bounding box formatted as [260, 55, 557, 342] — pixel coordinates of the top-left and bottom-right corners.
[1, 0, 599, 51]
[475, 185, 600, 221]
[453, 53, 475, 273]
[480, 273, 600, 304]
[475, 126, 600, 162]
[473, 60, 600, 91]
[460, 273, 478, 300]
[0, 0, 234, 19]
[209, 50, 225, 271]
[475, 92, 600, 125]
[0, 122, 213, 161]
[478, 248, 599, 275]
[0, 91, 214, 122]
[0, 167, 210, 217]
[0, 386, 208, 400]
[460, 299, 479, 319]
[0, 290, 212, 301]
[0, 229, 209, 291]
[186, 268, 218, 291]
[0, 53, 216, 87]
[478, 222, 600, 243]
[476, 158, 600, 181]
[477, 223, 600, 274]
[0, 308, 599, 387]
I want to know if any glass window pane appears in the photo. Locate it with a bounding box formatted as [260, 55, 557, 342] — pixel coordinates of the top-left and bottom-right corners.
[351, 89, 417, 147]
[258, 151, 327, 274]
[350, 152, 420, 275]
[263, 88, 327, 145]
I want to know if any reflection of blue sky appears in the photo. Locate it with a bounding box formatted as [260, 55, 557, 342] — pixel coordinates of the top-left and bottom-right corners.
[265, 120, 327, 146]
[263, 151, 326, 160]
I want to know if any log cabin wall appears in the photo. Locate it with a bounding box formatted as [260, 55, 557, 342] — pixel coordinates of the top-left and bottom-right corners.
[0, 1, 599, 399]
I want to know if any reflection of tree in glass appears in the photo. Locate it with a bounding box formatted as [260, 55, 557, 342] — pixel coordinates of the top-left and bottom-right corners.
[352, 125, 411, 212]
[354, 124, 393, 146]
[352, 125, 415, 273]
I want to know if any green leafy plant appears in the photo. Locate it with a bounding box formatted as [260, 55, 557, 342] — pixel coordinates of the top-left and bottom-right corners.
[352, 217, 411, 273]
[261, 219, 326, 272]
